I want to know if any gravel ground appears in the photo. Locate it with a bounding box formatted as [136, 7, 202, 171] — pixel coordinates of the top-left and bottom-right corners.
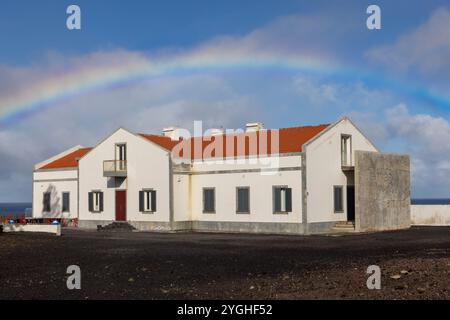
[0, 226, 449, 300]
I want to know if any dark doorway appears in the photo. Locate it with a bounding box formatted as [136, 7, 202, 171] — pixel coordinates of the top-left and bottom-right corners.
[115, 190, 126, 221]
[347, 186, 355, 221]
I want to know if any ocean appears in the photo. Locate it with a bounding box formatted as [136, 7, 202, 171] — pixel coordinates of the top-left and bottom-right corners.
[0, 199, 449, 217]
[411, 199, 450, 205]
[0, 203, 32, 217]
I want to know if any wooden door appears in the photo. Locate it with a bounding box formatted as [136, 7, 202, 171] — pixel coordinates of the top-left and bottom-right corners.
[115, 190, 126, 221]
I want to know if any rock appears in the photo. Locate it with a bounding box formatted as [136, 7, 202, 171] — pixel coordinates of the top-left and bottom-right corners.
[417, 287, 426, 293]
[400, 270, 409, 275]
[249, 286, 255, 290]
[395, 284, 408, 290]
[390, 274, 401, 279]
[128, 277, 135, 283]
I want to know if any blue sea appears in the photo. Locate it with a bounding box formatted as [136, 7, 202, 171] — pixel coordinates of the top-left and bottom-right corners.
[0, 203, 32, 217]
[0, 199, 448, 217]
[411, 198, 450, 205]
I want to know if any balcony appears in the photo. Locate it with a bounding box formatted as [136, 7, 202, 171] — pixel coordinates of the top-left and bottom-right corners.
[341, 165, 354, 172]
[103, 160, 127, 177]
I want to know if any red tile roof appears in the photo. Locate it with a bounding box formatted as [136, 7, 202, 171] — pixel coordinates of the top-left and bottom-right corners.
[40, 147, 92, 170]
[139, 134, 181, 151]
[38, 124, 329, 169]
[140, 124, 329, 160]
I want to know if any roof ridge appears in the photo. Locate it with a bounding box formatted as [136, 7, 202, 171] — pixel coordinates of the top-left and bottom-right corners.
[139, 123, 331, 139]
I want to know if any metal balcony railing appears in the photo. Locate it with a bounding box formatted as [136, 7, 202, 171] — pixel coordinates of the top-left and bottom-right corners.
[103, 160, 127, 177]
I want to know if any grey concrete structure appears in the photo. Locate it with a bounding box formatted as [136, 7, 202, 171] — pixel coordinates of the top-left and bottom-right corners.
[355, 151, 411, 232]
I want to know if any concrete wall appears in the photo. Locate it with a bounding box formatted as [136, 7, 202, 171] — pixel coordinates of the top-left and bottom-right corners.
[78, 128, 172, 223]
[2, 224, 61, 236]
[355, 151, 411, 232]
[305, 118, 378, 223]
[32, 169, 78, 219]
[411, 205, 450, 225]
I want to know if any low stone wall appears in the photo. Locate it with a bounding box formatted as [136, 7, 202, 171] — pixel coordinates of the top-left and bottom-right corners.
[411, 205, 450, 226]
[2, 224, 61, 236]
[77, 220, 341, 235]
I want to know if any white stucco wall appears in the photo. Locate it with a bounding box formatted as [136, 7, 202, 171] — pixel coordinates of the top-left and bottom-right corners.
[174, 155, 303, 223]
[173, 173, 191, 221]
[78, 128, 172, 223]
[32, 169, 78, 219]
[305, 118, 378, 223]
[411, 205, 450, 225]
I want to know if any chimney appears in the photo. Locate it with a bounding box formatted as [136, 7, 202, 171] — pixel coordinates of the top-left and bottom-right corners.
[209, 128, 224, 136]
[245, 122, 264, 132]
[162, 127, 180, 140]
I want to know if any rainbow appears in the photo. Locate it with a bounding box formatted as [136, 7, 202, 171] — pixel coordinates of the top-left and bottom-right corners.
[0, 50, 449, 125]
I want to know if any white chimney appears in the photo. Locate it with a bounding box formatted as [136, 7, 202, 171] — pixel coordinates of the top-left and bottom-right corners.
[245, 122, 264, 132]
[209, 128, 224, 136]
[162, 127, 180, 140]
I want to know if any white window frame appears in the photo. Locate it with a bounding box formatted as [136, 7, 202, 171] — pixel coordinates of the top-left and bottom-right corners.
[142, 189, 156, 213]
[341, 134, 352, 166]
[92, 191, 101, 213]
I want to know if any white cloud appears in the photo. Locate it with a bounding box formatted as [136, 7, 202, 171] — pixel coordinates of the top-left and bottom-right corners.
[367, 7, 450, 78]
[386, 104, 450, 197]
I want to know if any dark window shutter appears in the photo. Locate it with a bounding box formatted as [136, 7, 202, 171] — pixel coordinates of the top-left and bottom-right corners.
[237, 189, 243, 212]
[334, 187, 343, 212]
[203, 190, 208, 211]
[43, 192, 50, 212]
[204, 189, 215, 212]
[62, 193, 70, 212]
[211, 190, 215, 211]
[274, 188, 281, 212]
[99, 192, 104, 212]
[285, 188, 292, 212]
[237, 188, 249, 213]
[243, 189, 249, 212]
[139, 191, 144, 212]
[151, 190, 157, 212]
[88, 192, 93, 212]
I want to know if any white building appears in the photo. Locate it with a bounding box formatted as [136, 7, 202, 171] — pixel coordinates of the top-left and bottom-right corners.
[32, 117, 411, 234]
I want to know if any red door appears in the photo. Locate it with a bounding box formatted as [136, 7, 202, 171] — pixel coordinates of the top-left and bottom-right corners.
[115, 190, 126, 221]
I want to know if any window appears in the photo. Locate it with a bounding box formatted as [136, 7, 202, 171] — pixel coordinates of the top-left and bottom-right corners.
[334, 186, 344, 213]
[341, 135, 352, 166]
[236, 187, 250, 214]
[88, 191, 103, 212]
[139, 189, 156, 213]
[62, 192, 70, 213]
[43, 192, 51, 212]
[116, 143, 127, 160]
[116, 143, 127, 171]
[203, 188, 215, 213]
[273, 186, 292, 213]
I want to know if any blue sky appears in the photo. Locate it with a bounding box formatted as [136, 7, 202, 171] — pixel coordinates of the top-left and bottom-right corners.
[1, 0, 450, 200]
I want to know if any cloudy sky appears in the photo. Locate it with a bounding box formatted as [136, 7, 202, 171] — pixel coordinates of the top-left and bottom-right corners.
[1, 0, 450, 201]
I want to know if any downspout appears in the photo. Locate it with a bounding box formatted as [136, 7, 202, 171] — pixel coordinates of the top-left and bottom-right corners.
[77, 161, 80, 226]
[31, 169, 35, 219]
[168, 154, 175, 229]
[301, 151, 308, 234]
